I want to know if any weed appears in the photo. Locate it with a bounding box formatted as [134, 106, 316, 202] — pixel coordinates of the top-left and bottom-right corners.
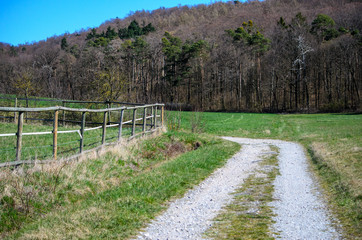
[0, 162, 67, 233]
[166, 111, 181, 131]
[190, 111, 205, 133]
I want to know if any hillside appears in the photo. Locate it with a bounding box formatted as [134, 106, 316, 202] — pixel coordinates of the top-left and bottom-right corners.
[0, 0, 361, 112]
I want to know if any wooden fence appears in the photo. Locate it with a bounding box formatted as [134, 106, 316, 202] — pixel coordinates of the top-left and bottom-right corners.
[0, 103, 164, 167]
[0, 96, 145, 124]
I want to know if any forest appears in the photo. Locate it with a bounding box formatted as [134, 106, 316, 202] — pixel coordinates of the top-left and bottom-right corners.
[0, 0, 361, 112]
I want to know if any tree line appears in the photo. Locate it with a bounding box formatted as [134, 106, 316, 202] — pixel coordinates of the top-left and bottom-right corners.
[0, 0, 361, 112]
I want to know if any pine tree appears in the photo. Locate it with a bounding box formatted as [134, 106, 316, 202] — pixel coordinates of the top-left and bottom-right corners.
[61, 37, 68, 50]
[311, 14, 339, 41]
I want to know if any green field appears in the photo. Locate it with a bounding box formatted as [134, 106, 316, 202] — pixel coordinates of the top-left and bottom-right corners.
[0, 94, 111, 109]
[0, 110, 361, 239]
[0, 122, 134, 163]
[168, 111, 361, 194]
[167, 111, 362, 238]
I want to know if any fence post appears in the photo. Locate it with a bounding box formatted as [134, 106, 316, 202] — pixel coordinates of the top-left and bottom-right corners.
[102, 111, 107, 145]
[25, 97, 29, 123]
[151, 106, 154, 128]
[108, 102, 112, 124]
[118, 109, 124, 141]
[142, 107, 147, 134]
[154, 106, 157, 129]
[79, 112, 86, 153]
[14, 98, 18, 123]
[132, 108, 137, 136]
[161, 105, 164, 127]
[105, 102, 109, 123]
[53, 110, 59, 160]
[62, 101, 66, 126]
[16, 112, 24, 161]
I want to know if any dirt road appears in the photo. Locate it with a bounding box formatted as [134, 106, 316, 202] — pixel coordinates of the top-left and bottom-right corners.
[136, 137, 340, 240]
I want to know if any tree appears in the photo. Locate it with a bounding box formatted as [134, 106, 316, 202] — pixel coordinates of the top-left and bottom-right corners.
[105, 26, 118, 40]
[86, 28, 97, 40]
[132, 37, 151, 102]
[128, 20, 143, 37]
[187, 40, 209, 109]
[34, 48, 60, 98]
[226, 20, 270, 110]
[311, 14, 338, 41]
[9, 46, 18, 57]
[142, 23, 156, 34]
[161, 32, 211, 105]
[12, 68, 36, 104]
[293, 35, 313, 109]
[161, 32, 183, 102]
[93, 67, 127, 101]
[0, 0, 360, 113]
[61, 37, 68, 50]
[118, 20, 156, 39]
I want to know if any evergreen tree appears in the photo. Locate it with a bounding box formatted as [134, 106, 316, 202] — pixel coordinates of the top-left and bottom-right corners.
[128, 20, 143, 38]
[226, 20, 270, 53]
[142, 23, 156, 34]
[118, 20, 156, 39]
[105, 26, 117, 40]
[9, 46, 18, 57]
[61, 37, 68, 50]
[226, 20, 270, 108]
[162, 32, 183, 90]
[86, 28, 97, 40]
[311, 14, 339, 41]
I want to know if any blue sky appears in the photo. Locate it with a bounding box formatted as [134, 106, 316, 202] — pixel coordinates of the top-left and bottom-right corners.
[0, 0, 230, 46]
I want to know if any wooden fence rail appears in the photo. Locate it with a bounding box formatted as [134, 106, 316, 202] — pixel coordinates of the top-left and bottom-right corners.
[0, 97, 151, 125]
[0, 103, 164, 167]
[0, 96, 145, 106]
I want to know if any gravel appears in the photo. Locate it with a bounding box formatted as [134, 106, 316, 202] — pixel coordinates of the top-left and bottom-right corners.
[268, 140, 341, 239]
[135, 137, 341, 240]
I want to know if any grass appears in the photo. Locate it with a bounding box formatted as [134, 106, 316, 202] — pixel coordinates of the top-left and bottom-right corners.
[0, 93, 111, 109]
[205, 146, 279, 240]
[0, 95, 156, 163]
[167, 111, 362, 239]
[0, 107, 149, 163]
[0, 94, 114, 125]
[0, 122, 133, 163]
[1, 108, 360, 238]
[0, 131, 240, 239]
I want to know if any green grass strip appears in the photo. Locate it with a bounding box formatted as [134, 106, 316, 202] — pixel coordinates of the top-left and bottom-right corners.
[205, 146, 279, 240]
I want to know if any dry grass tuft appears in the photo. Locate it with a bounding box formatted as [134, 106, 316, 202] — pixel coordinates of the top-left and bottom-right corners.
[311, 142, 362, 199]
[310, 141, 362, 239]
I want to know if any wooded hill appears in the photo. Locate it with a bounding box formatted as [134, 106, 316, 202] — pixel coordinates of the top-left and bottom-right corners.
[1, 0, 361, 112]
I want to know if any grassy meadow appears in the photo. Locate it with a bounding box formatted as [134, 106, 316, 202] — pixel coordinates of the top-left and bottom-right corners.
[167, 111, 362, 238]
[0, 107, 361, 239]
[0, 94, 111, 109]
[0, 122, 132, 163]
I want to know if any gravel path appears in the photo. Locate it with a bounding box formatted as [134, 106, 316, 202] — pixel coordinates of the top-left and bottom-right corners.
[135, 137, 340, 240]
